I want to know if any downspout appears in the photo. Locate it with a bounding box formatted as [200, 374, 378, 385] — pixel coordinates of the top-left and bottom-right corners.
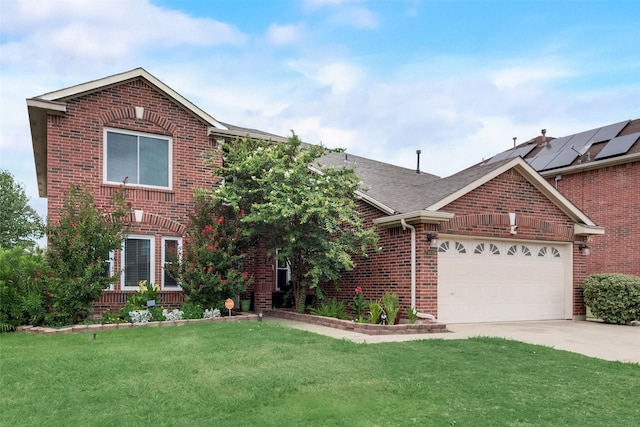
[400, 219, 437, 321]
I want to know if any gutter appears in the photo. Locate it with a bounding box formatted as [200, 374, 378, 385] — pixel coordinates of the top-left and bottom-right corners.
[400, 218, 437, 322]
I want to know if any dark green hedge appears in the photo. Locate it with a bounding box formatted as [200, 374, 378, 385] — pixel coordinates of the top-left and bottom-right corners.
[582, 273, 640, 325]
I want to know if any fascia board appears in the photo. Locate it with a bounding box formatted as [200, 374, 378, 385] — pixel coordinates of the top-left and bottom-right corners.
[355, 190, 396, 215]
[373, 210, 455, 227]
[26, 98, 67, 114]
[574, 223, 605, 236]
[539, 152, 640, 177]
[208, 128, 289, 143]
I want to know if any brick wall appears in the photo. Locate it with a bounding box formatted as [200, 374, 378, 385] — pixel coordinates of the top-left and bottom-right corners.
[548, 161, 640, 276]
[46, 78, 219, 313]
[329, 169, 589, 318]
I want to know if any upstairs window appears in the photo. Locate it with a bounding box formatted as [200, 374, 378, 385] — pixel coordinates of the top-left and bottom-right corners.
[105, 128, 171, 188]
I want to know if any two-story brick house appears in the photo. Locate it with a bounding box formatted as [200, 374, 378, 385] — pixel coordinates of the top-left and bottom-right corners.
[29, 68, 612, 323]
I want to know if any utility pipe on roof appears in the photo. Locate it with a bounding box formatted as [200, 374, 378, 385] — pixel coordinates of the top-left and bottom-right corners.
[400, 219, 437, 322]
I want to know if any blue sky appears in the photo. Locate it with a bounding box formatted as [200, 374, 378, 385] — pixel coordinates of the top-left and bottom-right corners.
[1, 0, 639, 225]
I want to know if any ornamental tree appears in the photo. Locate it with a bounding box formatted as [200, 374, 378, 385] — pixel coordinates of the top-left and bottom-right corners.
[165, 198, 252, 310]
[208, 132, 378, 311]
[43, 184, 130, 325]
[0, 170, 44, 249]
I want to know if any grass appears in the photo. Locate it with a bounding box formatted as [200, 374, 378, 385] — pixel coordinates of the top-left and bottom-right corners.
[1, 321, 638, 426]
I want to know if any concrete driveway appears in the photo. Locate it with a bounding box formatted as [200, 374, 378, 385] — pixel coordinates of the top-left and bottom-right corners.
[275, 319, 640, 363]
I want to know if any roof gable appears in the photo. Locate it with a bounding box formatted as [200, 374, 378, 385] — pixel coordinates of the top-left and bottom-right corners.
[28, 67, 228, 130]
[426, 157, 597, 226]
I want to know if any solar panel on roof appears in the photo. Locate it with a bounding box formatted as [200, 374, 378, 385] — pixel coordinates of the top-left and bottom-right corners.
[594, 132, 640, 160]
[527, 150, 560, 171]
[486, 149, 513, 164]
[566, 129, 599, 153]
[542, 149, 580, 170]
[588, 120, 630, 144]
[508, 144, 536, 160]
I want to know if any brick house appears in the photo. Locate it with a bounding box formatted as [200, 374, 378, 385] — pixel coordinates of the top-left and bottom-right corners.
[482, 120, 640, 277]
[28, 68, 610, 323]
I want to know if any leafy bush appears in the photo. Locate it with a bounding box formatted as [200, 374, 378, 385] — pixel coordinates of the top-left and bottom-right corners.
[583, 273, 640, 325]
[181, 302, 204, 319]
[0, 247, 46, 331]
[382, 293, 400, 325]
[309, 298, 348, 320]
[43, 184, 129, 326]
[101, 309, 123, 324]
[406, 306, 418, 324]
[166, 199, 252, 309]
[368, 300, 383, 324]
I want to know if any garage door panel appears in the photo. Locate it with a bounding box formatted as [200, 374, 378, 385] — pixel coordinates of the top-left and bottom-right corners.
[437, 239, 570, 323]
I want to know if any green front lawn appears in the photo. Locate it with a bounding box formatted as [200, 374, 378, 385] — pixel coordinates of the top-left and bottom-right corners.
[1, 322, 638, 426]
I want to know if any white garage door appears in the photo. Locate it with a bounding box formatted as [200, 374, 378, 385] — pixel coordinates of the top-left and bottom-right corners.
[437, 238, 572, 323]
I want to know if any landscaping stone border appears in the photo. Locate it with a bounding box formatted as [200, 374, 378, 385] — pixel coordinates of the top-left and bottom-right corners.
[264, 309, 449, 335]
[15, 313, 259, 335]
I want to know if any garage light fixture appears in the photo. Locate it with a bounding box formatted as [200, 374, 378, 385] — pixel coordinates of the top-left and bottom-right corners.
[578, 243, 590, 256]
[427, 233, 438, 248]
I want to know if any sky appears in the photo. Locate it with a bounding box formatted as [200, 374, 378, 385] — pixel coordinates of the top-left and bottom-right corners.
[1, 0, 639, 225]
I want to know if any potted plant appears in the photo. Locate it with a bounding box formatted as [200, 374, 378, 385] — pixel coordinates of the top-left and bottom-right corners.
[240, 290, 251, 312]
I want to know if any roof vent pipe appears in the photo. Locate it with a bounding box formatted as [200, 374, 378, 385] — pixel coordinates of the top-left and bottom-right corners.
[541, 129, 547, 146]
[513, 137, 517, 148]
[416, 150, 421, 174]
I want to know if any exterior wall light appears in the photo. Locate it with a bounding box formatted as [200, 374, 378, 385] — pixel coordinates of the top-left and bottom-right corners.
[578, 243, 590, 256]
[427, 233, 439, 248]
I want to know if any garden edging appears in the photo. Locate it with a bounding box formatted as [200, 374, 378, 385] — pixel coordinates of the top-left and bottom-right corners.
[264, 309, 449, 335]
[15, 313, 258, 335]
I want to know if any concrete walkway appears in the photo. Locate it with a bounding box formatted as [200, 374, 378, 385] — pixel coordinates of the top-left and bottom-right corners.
[270, 318, 640, 364]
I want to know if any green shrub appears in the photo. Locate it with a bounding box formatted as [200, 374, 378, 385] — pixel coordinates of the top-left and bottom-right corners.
[583, 273, 640, 325]
[309, 298, 348, 320]
[0, 247, 46, 331]
[181, 302, 204, 319]
[101, 309, 123, 324]
[43, 184, 129, 326]
[368, 300, 383, 324]
[382, 292, 400, 325]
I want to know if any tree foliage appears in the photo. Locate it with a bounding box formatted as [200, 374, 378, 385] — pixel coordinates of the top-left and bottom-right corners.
[0, 170, 44, 249]
[165, 199, 252, 309]
[43, 185, 130, 325]
[208, 133, 378, 311]
[0, 246, 46, 331]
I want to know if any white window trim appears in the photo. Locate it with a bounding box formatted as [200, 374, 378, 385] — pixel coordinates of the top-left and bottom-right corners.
[161, 237, 182, 290]
[121, 235, 155, 290]
[103, 127, 173, 190]
[275, 248, 291, 291]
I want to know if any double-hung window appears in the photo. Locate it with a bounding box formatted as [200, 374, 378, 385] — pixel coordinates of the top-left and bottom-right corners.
[162, 237, 182, 290]
[121, 235, 155, 289]
[275, 249, 291, 291]
[104, 128, 171, 188]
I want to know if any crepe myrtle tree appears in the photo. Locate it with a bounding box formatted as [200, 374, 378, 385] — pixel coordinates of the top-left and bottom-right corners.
[43, 184, 130, 325]
[165, 198, 253, 310]
[207, 132, 378, 311]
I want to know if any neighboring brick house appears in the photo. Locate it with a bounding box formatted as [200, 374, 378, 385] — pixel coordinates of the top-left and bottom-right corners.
[28, 68, 605, 323]
[484, 119, 639, 278]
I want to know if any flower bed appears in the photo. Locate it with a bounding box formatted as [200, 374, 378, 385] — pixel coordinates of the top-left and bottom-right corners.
[264, 309, 448, 335]
[15, 312, 258, 335]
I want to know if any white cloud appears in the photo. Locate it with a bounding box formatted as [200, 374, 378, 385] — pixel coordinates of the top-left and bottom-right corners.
[265, 23, 305, 46]
[288, 60, 364, 94]
[302, 0, 378, 29]
[490, 65, 573, 89]
[0, 0, 246, 69]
